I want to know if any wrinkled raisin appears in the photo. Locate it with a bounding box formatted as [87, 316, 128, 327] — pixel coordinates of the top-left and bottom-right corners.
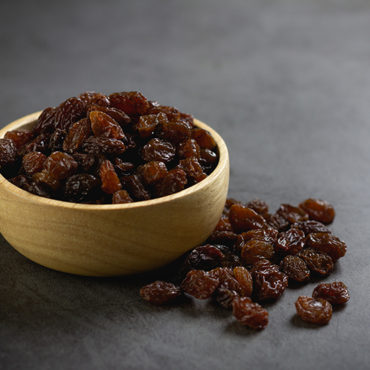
[247, 199, 269, 218]
[63, 118, 91, 153]
[295, 296, 332, 325]
[153, 168, 187, 197]
[292, 220, 331, 235]
[33, 170, 60, 191]
[64, 173, 99, 202]
[73, 153, 97, 173]
[268, 213, 290, 231]
[306, 233, 346, 261]
[4, 130, 33, 150]
[49, 129, 66, 152]
[109, 91, 150, 115]
[191, 128, 216, 149]
[241, 240, 275, 265]
[277, 204, 309, 224]
[44, 151, 78, 180]
[232, 297, 269, 330]
[233, 266, 253, 297]
[185, 245, 226, 271]
[299, 198, 335, 225]
[87, 104, 131, 125]
[280, 255, 310, 283]
[136, 113, 167, 139]
[90, 111, 125, 139]
[181, 270, 219, 299]
[34, 107, 56, 133]
[207, 231, 239, 247]
[312, 282, 349, 305]
[0, 139, 18, 169]
[178, 157, 207, 183]
[121, 174, 150, 201]
[55, 97, 85, 130]
[22, 152, 46, 175]
[158, 120, 192, 144]
[140, 281, 181, 305]
[141, 138, 175, 163]
[298, 248, 334, 276]
[79, 91, 110, 107]
[275, 228, 305, 255]
[112, 190, 133, 204]
[24, 134, 49, 154]
[137, 161, 167, 185]
[99, 159, 122, 194]
[82, 136, 126, 156]
[177, 139, 200, 159]
[229, 204, 267, 233]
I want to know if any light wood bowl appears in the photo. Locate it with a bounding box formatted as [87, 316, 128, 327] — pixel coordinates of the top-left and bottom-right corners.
[0, 112, 229, 276]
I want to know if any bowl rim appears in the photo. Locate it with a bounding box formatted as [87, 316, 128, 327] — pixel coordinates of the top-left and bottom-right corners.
[0, 111, 229, 210]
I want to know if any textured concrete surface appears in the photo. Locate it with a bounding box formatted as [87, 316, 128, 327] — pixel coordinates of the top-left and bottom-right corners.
[1, 0, 370, 369]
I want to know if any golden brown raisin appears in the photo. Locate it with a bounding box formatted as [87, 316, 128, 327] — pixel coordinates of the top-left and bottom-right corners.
[298, 248, 334, 276]
[306, 232, 346, 261]
[112, 190, 133, 204]
[4, 130, 34, 150]
[178, 157, 207, 183]
[191, 128, 216, 149]
[241, 240, 275, 265]
[229, 204, 267, 233]
[299, 198, 335, 225]
[312, 282, 350, 305]
[63, 118, 91, 153]
[136, 113, 168, 139]
[295, 296, 332, 325]
[99, 159, 122, 194]
[153, 168, 187, 197]
[232, 297, 269, 330]
[22, 152, 46, 175]
[177, 139, 200, 159]
[43, 151, 78, 180]
[141, 138, 176, 163]
[109, 91, 150, 115]
[275, 228, 305, 255]
[233, 266, 253, 297]
[33, 170, 60, 192]
[140, 281, 181, 305]
[79, 91, 110, 107]
[137, 161, 167, 185]
[87, 104, 131, 125]
[247, 199, 269, 218]
[90, 111, 125, 139]
[181, 270, 219, 299]
[276, 204, 309, 224]
[280, 255, 310, 283]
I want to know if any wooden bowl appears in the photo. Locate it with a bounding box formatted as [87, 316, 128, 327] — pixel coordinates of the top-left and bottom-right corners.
[0, 112, 229, 276]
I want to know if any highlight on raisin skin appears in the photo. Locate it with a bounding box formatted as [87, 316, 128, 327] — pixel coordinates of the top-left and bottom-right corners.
[312, 282, 350, 305]
[1, 91, 219, 203]
[299, 198, 335, 225]
[295, 296, 333, 325]
[140, 281, 181, 305]
[232, 296, 269, 330]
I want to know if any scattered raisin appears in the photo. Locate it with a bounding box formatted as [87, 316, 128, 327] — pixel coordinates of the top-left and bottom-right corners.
[241, 240, 275, 265]
[312, 282, 350, 305]
[185, 245, 226, 271]
[247, 199, 269, 218]
[292, 220, 331, 235]
[181, 270, 219, 299]
[280, 255, 310, 283]
[306, 233, 346, 261]
[233, 266, 253, 297]
[298, 248, 334, 276]
[295, 296, 332, 325]
[229, 204, 267, 233]
[277, 204, 309, 224]
[232, 297, 269, 330]
[140, 281, 181, 305]
[299, 198, 335, 225]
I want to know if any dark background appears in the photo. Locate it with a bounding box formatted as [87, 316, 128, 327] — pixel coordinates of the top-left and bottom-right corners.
[1, 0, 369, 369]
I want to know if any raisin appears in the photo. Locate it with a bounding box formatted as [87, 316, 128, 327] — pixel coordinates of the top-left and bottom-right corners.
[121, 174, 150, 201]
[9, 174, 29, 189]
[141, 138, 175, 163]
[306, 232, 346, 261]
[73, 153, 97, 173]
[191, 128, 216, 149]
[82, 136, 126, 156]
[229, 204, 267, 233]
[33, 170, 60, 191]
[24, 134, 49, 154]
[113, 158, 134, 175]
[55, 97, 85, 130]
[199, 148, 217, 165]
[247, 199, 269, 218]
[136, 113, 167, 139]
[295, 296, 332, 325]
[312, 282, 350, 305]
[207, 231, 239, 247]
[137, 161, 167, 185]
[251, 259, 280, 274]
[185, 245, 226, 271]
[87, 104, 131, 125]
[214, 215, 233, 232]
[43, 151, 78, 180]
[140, 281, 181, 305]
[109, 91, 150, 115]
[298, 248, 334, 276]
[177, 139, 200, 159]
[4, 130, 34, 150]
[181, 270, 219, 299]
[79, 91, 110, 107]
[292, 220, 331, 235]
[276, 204, 309, 224]
[112, 190, 133, 204]
[178, 157, 207, 183]
[63, 118, 91, 153]
[153, 168, 187, 197]
[34, 107, 56, 133]
[0, 138, 18, 169]
[148, 104, 193, 125]
[22, 152, 46, 175]
[275, 228, 305, 255]
[216, 286, 239, 309]
[233, 266, 253, 297]
[253, 263, 288, 301]
[280, 255, 310, 283]
[99, 159, 122, 194]
[90, 111, 125, 140]
[299, 198, 335, 225]
[158, 120, 192, 144]
[232, 297, 269, 330]
[49, 128, 66, 152]
[64, 173, 99, 202]
[268, 213, 290, 232]
[241, 240, 275, 265]
[238, 228, 278, 245]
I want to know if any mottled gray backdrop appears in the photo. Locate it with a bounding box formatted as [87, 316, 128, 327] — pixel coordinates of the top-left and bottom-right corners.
[0, 0, 369, 369]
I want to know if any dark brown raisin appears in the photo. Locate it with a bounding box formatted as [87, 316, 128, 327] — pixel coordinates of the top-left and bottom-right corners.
[292, 220, 331, 235]
[199, 148, 217, 165]
[112, 190, 133, 204]
[241, 240, 275, 265]
[82, 136, 126, 156]
[87, 104, 131, 125]
[49, 129, 66, 152]
[34, 107, 56, 133]
[0, 138, 18, 169]
[79, 91, 110, 107]
[55, 97, 85, 130]
[295, 296, 332, 325]
[233, 266, 253, 297]
[229, 204, 267, 233]
[140, 281, 181, 305]
[109, 91, 150, 115]
[22, 152, 46, 175]
[137, 161, 167, 185]
[64, 173, 99, 202]
[185, 245, 226, 271]
[207, 231, 239, 247]
[280, 255, 310, 283]
[306, 233, 346, 261]
[247, 199, 269, 218]
[73, 153, 97, 173]
[99, 159, 122, 194]
[153, 168, 187, 197]
[141, 138, 176, 163]
[268, 213, 290, 232]
[33, 170, 60, 191]
[158, 120, 192, 144]
[178, 157, 207, 183]
[275, 228, 305, 255]
[90, 111, 125, 140]
[276, 204, 309, 224]
[136, 113, 167, 139]
[298, 248, 334, 276]
[312, 282, 350, 305]
[299, 198, 335, 225]
[4, 130, 34, 150]
[43, 151, 78, 180]
[24, 134, 49, 154]
[181, 270, 219, 299]
[113, 158, 135, 175]
[63, 118, 91, 153]
[237, 228, 278, 245]
[214, 215, 233, 232]
[232, 297, 269, 330]
[191, 128, 216, 149]
[177, 139, 200, 159]
[121, 174, 150, 201]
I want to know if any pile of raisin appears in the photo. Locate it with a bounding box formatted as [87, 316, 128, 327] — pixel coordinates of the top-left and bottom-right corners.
[140, 197, 349, 330]
[0, 91, 218, 203]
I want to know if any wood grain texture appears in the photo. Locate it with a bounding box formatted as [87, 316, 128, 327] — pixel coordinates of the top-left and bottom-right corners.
[0, 112, 229, 276]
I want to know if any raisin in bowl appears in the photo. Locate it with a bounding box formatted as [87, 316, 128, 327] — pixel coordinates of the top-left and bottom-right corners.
[0, 94, 229, 276]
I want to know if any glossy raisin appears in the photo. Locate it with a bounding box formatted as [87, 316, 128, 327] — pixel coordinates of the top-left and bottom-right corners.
[306, 232, 346, 261]
[233, 266, 253, 297]
[153, 168, 187, 197]
[90, 111, 125, 140]
[136, 113, 167, 139]
[276, 204, 309, 224]
[299, 198, 335, 225]
[158, 120, 192, 144]
[178, 157, 207, 183]
[292, 220, 331, 235]
[181, 270, 219, 299]
[87, 104, 131, 125]
[185, 245, 226, 271]
[112, 190, 133, 204]
[199, 148, 217, 165]
[4, 130, 34, 150]
[298, 248, 334, 276]
[137, 161, 167, 185]
[280, 255, 310, 283]
[237, 228, 278, 245]
[141, 138, 175, 163]
[268, 213, 290, 232]
[109, 91, 150, 115]
[241, 240, 275, 265]
[121, 174, 150, 201]
[232, 297, 269, 330]
[177, 139, 200, 159]
[247, 199, 269, 218]
[63, 118, 91, 153]
[295, 296, 332, 325]
[191, 128, 216, 150]
[275, 228, 305, 255]
[99, 159, 122, 194]
[82, 136, 126, 156]
[55, 97, 85, 130]
[43, 152, 78, 180]
[22, 152, 46, 175]
[229, 204, 267, 233]
[64, 173, 99, 202]
[33, 170, 60, 191]
[79, 91, 110, 107]
[312, 282, 350, 305]
[140, 281, 181, 305]
[34, 107, 57, 133]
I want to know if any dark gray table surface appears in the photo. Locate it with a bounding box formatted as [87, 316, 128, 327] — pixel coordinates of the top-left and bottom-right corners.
[1, 0, 369, 369]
